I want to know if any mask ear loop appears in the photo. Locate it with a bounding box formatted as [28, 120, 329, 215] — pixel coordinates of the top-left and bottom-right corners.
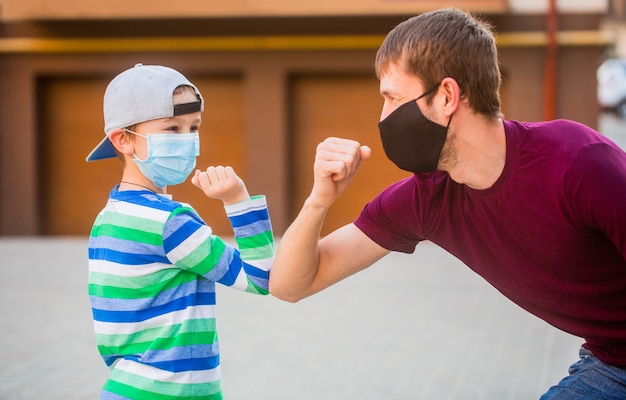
[123, 128, 147, 161]
[123, 128, 147, 139]
[417, 85, 453, 128]
[416, 86, 439, 101]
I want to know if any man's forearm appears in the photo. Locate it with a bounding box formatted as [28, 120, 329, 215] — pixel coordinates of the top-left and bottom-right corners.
[269, 198, 328, 302]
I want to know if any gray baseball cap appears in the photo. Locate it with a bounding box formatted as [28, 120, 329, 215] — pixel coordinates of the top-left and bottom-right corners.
[86, 63, 204, 162]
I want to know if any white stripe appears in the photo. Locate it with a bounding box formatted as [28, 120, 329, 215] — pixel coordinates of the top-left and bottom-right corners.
[112, 201, 171, 222]
[228, 269, 251, 290]
[114, 358, 221, 384]
[247, 257, 274, 272]
[94, 305, 216, 335]
[225, 195, 267, 216]
[89, 259, 169, 277]
[167, 225, 212, 264]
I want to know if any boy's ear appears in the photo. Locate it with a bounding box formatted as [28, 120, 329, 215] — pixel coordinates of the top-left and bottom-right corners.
[108, 128, 134, 155]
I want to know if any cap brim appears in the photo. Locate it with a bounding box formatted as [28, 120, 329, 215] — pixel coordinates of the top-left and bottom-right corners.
[86, 135, 118, 162]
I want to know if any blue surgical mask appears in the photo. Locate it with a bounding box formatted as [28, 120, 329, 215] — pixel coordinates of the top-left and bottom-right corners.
[126, 129, 200, 188]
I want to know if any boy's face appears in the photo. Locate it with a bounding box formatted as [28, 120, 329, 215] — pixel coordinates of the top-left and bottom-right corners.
[132, 88, 202, 160]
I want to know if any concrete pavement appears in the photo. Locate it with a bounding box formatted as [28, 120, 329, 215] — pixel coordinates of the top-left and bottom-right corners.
[0, 238, 583, 400]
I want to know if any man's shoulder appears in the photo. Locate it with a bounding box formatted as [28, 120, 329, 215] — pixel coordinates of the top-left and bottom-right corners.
[505, 118, 599, 139]
[505, 118, 607, 156]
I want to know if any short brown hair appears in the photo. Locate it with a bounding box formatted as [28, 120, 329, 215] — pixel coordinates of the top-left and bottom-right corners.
[375, 8, 502, 117]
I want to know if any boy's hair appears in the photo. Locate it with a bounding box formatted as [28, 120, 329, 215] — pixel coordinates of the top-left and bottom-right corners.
[375, 8, 502, 118]
[86, 64, 204, 162]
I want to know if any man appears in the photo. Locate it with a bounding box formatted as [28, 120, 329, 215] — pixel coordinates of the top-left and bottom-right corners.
[269, 8, 626, 399]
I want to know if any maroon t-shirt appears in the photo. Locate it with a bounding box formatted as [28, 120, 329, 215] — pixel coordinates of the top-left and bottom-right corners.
[355, 119, 626, 366]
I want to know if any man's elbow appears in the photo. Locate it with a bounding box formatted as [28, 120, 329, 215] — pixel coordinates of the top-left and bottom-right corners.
[269, 281, 306, 303]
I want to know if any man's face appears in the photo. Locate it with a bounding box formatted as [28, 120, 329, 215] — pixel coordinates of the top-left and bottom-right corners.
[379, 62, 428, 122]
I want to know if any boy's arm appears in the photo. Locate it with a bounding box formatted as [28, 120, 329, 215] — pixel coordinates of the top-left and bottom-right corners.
[269, 137, 389, 302]
[169, 166, 275, 294]
[222, 195, 274, 294]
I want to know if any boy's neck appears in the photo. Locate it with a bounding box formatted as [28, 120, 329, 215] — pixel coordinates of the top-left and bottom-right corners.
[119, 172, 164, 193]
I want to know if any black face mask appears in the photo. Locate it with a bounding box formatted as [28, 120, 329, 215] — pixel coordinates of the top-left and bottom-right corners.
[378, 89, 452, 174]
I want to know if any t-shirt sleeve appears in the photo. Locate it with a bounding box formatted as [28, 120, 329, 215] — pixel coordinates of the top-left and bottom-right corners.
[354, 176, 426, 254]
[565, 143, 626, 260]
[161, 197, 275, 294]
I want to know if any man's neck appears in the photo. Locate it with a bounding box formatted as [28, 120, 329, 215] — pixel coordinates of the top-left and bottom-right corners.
[444, 116, 506, 190]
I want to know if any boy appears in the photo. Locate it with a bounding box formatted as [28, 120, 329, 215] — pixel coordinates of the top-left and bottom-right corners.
[86, 63, 275, 399]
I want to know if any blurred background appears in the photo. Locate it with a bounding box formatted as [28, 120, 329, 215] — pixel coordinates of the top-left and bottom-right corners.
[2, 2, 626, 399]
[0, 0, 624, 239]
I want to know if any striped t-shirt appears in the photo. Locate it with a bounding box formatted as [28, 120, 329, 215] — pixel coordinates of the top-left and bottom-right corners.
[88, 187, 274, 399]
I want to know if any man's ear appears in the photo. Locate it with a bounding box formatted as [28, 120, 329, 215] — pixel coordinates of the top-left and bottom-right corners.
[108, 128, 134, 155]
[440, 77, 461, 118]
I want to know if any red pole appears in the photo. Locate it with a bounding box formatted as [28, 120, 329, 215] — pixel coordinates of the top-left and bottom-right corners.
[545, 0, 558, 121]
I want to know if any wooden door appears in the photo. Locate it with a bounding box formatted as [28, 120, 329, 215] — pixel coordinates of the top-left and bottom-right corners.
[39, 75, 245, 236]
[289, 74, 411, 236]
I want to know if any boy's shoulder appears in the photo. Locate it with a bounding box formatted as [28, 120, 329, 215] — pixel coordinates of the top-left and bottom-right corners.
[110, 187, 190, 212]
[106, 188, 205, 231]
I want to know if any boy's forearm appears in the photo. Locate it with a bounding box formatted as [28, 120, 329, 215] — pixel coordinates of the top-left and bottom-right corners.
[225, 195, 275, 293]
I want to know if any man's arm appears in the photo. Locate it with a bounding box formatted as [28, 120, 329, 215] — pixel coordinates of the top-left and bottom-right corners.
[269, 137, 390, 302]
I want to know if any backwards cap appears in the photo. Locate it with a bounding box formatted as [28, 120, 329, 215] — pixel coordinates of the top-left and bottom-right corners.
[86, 63, 204, 162]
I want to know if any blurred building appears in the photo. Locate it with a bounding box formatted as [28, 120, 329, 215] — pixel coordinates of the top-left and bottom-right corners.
[603, 0, 626, 57]
[0, 0, 611, 236]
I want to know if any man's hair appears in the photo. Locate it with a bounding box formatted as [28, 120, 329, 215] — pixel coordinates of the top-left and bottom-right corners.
[375, 8, 502, 117]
